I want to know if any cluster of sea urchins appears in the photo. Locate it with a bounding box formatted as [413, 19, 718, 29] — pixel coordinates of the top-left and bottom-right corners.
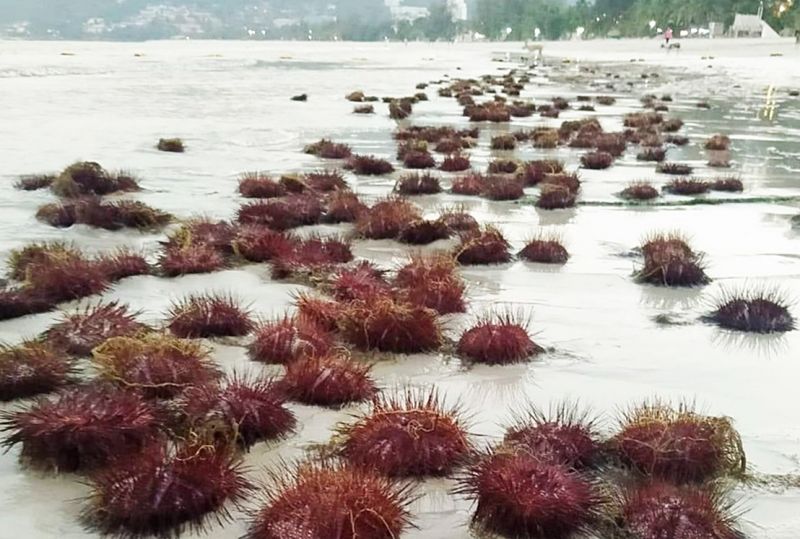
[457, 404, 604, 539]
[454, 399, 748, 539]
[0, 241, 150, 321]
[0, 61, 764, 539]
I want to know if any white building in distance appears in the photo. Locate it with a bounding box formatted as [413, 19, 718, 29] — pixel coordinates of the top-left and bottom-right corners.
[385, 0, 430, 22]
[447, 0, 468, 21]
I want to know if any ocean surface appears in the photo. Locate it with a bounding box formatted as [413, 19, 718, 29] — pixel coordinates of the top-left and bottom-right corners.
[1, 38, 799, 538]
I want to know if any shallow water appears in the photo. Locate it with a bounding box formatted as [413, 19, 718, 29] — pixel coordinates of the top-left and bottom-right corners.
[1, 38, 799, 538]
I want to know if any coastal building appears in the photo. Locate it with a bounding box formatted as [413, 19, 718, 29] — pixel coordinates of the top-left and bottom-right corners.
[730, 13, 780, 37]
[447, 0, 468, 21]
[384, 0, 430, 22]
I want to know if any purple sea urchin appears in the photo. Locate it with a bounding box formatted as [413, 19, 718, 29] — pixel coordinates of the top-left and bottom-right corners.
[706, 288, 794, 333]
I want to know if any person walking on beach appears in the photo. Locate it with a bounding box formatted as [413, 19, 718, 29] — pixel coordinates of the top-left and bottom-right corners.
[664, 26, 673, 47]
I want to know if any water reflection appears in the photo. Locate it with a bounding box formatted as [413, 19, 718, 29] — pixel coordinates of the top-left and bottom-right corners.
[638, 282, 705, 311]
[709, 327, 790, 359]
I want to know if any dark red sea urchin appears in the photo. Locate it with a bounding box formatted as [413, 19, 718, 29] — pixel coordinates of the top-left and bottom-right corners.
[6, 241, 80, 281]
[167, 218, 237, 255]
[245, 460, 413, 539]
[482, 175, 525, 201]
[437, 205, 480, 234]
[451, 172, 487, 196]
[0, 340, 73, 401]
[338, 297, 442, 353]
[82, 444, 251, 539]
[96, 248, 150, 281]
[705, 134, 731, 151]
[25, 252, 109, 304]
[238, 173, 286, 199]
[705, 288, 794, 333]
[503, 404, 601, 469]
[402, 150, 436, 169]
[620, 482, 742, 539]
[459, 449, 602, 539]
[181, 372, 296, 448]
[339, 389, 471, 477]
[397, 219, 450, 245]
[92, 334, 221, 399]
[519, 233, 569, 264]
[51, 161, 139, 198]
[159, 243, 226, 277]
[491, 134, 517, 150]
[0, 288, 54, 320]
[440, 153, 471, 172]
[395, 253, 466, 315]
[455, 227, 512, 265]
[269, 235, 353, 280]
[580, 151, 614, 170]
[355, 197, 422, 240]
[237, 194, 324, 230]
[15, 174, 55, 191]
[305, 169, 348, 192]
[657, 162, 694, 175]
[487, 159, 520, 175]
[279, 352, 377, 407]
[330, 262, 392, 303]
[249, 317, 333, 364]
[710, 177, 744, 192]
[536, 185, 577, 210]
[304, 139, 353, 159]
[345, 154, 395, 175]
[457, 311, 543, 365]
[1, 385, 159, 472]
[613, 401, 745, 483]
[664, 178, 711, 195]
[395, 172, 442, 195]
[232, 225, 294, 263]
[167, 293, 254, 338]
[519, 160, 564, 186]
[620, 182, 659, 201]
[45, 301, 147, 356]
[323, 190, 368, 224]
[637, 147, 666, 162]
[294, 293, 341, 332]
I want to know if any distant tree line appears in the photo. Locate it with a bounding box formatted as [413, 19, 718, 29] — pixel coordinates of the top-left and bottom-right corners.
[471, 0, 799, 40]
[1, 0, 798, 40]
[271, 0, 800, 41]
